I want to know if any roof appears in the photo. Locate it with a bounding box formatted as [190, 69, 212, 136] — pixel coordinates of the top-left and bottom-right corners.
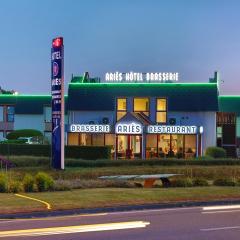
[0, 95, 68, 114]
[68, 82, 219, 112]
[117, 112, 152, 125]
[218, 96, 240, 116]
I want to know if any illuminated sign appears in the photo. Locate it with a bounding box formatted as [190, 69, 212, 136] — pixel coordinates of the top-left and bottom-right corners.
[105, 72, 179, 82]
[51, 37, 64, 170]
[115, 122, 142, 134]
[69, 124, 111, 133]
[147, 125, 202, 134]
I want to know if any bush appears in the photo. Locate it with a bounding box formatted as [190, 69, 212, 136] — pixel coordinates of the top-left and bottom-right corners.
[9, 181, 22, 193]
[193, 178, 209, 186]
[35, 172, 54, 192]
[10, 156, 50, 167]
[23, 174, 35, 192]
[6, 129, 43, 140]
[0, 174, 7, 193]
[205, 147, 227, 158]
[171, 178, 193, 187]
[213, 178, 236, 186]
[0, 144, 50, 156]
[0, 145, 111, 159]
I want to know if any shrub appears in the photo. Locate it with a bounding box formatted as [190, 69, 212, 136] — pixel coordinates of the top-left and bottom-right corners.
[9, 181, 22, 193]
[6, 129, 43, 140]
[35, 172, 54, 192]
[193, 178, 209, 186]
[65, 146, 111, 159]
[205, 147, 227, 158]
[213, 178, 236, 186]
[171, 178, 193, 187]
[23, 174, 35, 192]
[0, 174, 7, 193]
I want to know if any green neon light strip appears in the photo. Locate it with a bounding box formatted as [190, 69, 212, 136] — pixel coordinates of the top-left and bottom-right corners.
[219, 95, 240, 98]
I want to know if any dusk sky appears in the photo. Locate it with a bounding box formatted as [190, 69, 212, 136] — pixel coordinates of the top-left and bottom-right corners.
[0, 0, 240, 94]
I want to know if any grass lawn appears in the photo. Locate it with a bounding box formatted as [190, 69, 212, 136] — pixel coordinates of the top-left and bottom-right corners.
[1, 187, 240, 214]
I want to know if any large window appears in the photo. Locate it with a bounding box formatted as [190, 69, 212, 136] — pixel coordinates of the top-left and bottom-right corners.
[117, 98, 127, 121]
[6, 106, 14, 122]
[156, 98, 167, 123]
[146, 134, 196, 159]
[134, 98, 149, 116]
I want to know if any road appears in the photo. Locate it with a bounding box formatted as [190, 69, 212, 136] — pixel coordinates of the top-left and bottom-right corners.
[1, 204, 240, 239]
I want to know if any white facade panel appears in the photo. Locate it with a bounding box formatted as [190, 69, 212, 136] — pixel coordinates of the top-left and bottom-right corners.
[69, 111, 115, 125]
[168, 111, 216, 153]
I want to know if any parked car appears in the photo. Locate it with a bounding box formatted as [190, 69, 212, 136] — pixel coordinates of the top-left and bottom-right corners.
[18, 137, 41, 144]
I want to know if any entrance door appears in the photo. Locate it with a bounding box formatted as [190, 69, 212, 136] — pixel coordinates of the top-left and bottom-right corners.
[117, 135, 142, 159]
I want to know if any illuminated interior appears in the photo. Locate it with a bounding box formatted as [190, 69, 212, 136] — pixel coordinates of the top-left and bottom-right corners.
[134, 98, 149, 116]
[117, 135, 142, 159]
[156, 98, 167, 123]
[146, 134, 197, 158]
[117, 98, 127, 121]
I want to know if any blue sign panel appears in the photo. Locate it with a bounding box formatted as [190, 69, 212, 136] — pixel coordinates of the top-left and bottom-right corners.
[51, 37, 64, 169]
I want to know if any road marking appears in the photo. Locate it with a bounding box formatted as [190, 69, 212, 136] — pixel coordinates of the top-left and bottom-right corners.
[202, 209, 240, 214]
[107, 206, 202, 216]
[0, 221, 150, 237]
[15, 194, 51, 210]
[201, 226, 240, 232]
[203, 205, 240, 211]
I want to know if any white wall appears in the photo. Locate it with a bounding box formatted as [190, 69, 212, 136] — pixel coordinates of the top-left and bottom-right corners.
[69, 111, 115, 125]
[168, 111, 216, 153]
[14, 114, 44, 132]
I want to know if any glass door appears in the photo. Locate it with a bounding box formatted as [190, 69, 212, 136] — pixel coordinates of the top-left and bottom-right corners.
[117, 135, 142, 159]
[130, 135, 142, 159]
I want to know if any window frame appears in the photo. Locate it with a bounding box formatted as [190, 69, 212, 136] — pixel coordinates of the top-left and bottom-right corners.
[133, 97, 150, 116]
[156, 97, 167, 124]
[116, 97, 127, 121]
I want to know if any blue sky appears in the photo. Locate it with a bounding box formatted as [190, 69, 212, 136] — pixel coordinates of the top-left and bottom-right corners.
[0, 0, 240, 94]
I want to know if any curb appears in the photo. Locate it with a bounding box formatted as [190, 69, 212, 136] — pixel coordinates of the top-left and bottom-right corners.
[1, 198, 240, 219]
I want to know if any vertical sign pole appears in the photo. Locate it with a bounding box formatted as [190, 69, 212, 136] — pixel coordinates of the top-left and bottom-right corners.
[51, 37, 64, 170]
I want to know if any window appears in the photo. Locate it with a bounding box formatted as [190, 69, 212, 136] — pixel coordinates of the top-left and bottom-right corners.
[0, 107, 3, 121]
[217, 126, 222, 139]
[0, 132, 3, 141]
[117, 98, 127, 121]
[134, 98, 149, 116]
[7, 106, 14, 122]
[92, 134, 104, 146]
[68, 133, 79, 145]
[156, 98, 167, 123]
[44, 106, 51, 122]
[44, 132, 51, 144]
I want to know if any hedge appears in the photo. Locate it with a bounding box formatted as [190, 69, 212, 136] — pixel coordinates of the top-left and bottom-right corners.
[6, 129, 43, 140]
[6, 156, 240, 168]
[65, 158, 240, 168]
[0, 144, 111, 160]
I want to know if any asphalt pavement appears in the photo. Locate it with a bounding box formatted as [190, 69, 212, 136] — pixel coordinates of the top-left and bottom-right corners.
[1, 204, 240, 239]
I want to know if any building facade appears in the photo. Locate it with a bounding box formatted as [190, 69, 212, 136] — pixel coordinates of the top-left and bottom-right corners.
[0, 73, 239, 159]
